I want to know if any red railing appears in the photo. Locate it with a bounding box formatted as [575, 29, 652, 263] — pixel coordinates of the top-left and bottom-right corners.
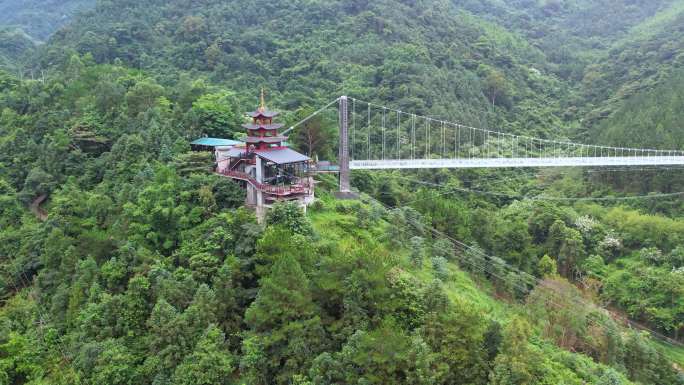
[219, 170, 311, 196]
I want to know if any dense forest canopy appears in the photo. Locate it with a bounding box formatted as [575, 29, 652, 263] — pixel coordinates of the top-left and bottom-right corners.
[0, 0, 683, 384]
[0, 0, 93, 75]
[0, 0, 92, 41]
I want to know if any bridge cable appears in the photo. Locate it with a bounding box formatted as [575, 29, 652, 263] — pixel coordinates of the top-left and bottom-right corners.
[362, 193, 684, 349]
[348, 97, 684, 161]
[367, 103, 371, 160]
[352, 97, 356, 161]
[281, 97, 340, 136]
[394, 174, 684, 202]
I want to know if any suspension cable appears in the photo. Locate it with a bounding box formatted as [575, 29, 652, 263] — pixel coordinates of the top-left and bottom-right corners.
[348, 97, 684, 159]
[362, 194, 684, 349]
[281, 97, 340, 136]
[394, 175, 684, 202]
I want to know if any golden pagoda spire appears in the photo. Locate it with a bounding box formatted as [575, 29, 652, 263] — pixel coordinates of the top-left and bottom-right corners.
[258, 88, 266, 112]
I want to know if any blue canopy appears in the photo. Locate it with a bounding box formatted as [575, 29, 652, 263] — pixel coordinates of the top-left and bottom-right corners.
[191, 137, 242, 147]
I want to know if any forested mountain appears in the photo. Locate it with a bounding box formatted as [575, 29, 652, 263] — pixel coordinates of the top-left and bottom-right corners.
[45, 0, 563, 133]
[38, 0, 684, 142]
[0, 0, 93, 41]
[1, 0, 683, 384]
[0, 27, 36, 70]
[584, 8, 684, 148]
[0, 0, 93, 72]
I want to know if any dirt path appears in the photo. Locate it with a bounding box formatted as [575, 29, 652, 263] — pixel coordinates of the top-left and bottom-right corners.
[30, 194, 48, 221]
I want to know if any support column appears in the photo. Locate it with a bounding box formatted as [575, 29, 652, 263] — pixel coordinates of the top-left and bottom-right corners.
[255, 156, 266, 223]
[338, 96, 351, 193]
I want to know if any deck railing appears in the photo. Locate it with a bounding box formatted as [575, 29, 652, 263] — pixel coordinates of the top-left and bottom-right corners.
[219, 169, 311, 196]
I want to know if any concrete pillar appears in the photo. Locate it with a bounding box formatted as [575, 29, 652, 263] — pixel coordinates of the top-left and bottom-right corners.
[255, 156, 265, 222]
[338, 96, 351, 193]
[255, 156, 263, 183]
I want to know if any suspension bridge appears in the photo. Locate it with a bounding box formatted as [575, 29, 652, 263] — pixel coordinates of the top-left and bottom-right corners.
[282, 96, 684, 352]
[286, 96, 684, 192]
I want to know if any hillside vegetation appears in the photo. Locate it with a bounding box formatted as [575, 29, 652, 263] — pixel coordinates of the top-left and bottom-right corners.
[0, 0, 93, 73]
[0, 0, 92, 41]
[0, 27, 36, 71]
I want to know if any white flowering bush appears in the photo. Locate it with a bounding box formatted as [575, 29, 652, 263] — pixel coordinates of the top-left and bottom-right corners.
[598, 231, 622, 260]
[575, 215, 598, 234]
[638, 247, 665, 264]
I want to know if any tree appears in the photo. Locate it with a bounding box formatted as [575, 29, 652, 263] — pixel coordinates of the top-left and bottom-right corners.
[489, 317, 542, 385]
[387, 208, 408, 247]
[19, 167, 55, 203]
[667, 246, 684, 269]
[412, 189, 472, 241]
[420, 298, 489, 385]
[483, 69, 510, 107]
[558, 228, 585, 278]
[125, 79, 166, 117]
[212, 257, 243, 349]
[410, 236, 425, 267]
[91, 340, 140, 385]
[211, 176, 244, 210]
[431, 256, 449, 281]
[0, 332, 42, 384]
[241, 255, 326, 385]
[387, 268, 426, 329]
[204, 43, 223, 69]
[3, 1, 684, 383]
[123, 166, 201, 254]
[309, 321, 439, 385]
[122, 275, 152, 335]
[172, 152, 214, 176]
[538, 254, 558, 277]
[266, 201, 313, 237]
[525, 277, 624, 362]
[171, 325, 235, 385]
[377, 178, 399, 207]
[0, 69, 18, 91]
[145, 298, 185, 379]
[291, 109, 336, 160]
[461, 243, 486, 276]
[179, 15, 207, 41]
[623, 332, 683, 385]
[0, 179, 22, 227]
[432, 238, 455, 261]
[483, 320, 503, 362]
[190, 92, 241, 138]
[181, 284, 219, 346]
[189, 252, 221, 283]
[548, 220, 586, 278]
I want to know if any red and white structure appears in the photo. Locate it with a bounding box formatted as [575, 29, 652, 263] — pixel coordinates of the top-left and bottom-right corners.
[216, 90, 314, 219]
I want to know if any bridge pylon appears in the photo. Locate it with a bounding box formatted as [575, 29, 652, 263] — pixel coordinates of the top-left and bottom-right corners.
[338, 95, 351, 193]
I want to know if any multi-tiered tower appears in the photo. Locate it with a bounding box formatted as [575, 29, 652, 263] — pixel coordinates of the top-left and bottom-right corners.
[244, 90, 287, 150]
[216, 90, 314, 220]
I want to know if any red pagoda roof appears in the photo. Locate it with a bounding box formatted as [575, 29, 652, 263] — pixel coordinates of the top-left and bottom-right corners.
[249, 89, 280, 118]
[242, 123, 284, 130]
[245, 136, 288, 144]
[249, 109, 279, 118]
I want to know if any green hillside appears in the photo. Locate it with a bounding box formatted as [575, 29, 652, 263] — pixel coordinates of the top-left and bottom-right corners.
[0, 27, 36, 70]
[0, 0, 94, 71]
[44, 0, 572, 132]
[0, 0, 93, 41]
[580, 5, 684, 147]
[41, 0, 684, 143]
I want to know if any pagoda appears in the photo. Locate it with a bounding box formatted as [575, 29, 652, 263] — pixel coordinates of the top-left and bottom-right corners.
[244, 90, 288, 150]
[215, 89, 314, 219]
